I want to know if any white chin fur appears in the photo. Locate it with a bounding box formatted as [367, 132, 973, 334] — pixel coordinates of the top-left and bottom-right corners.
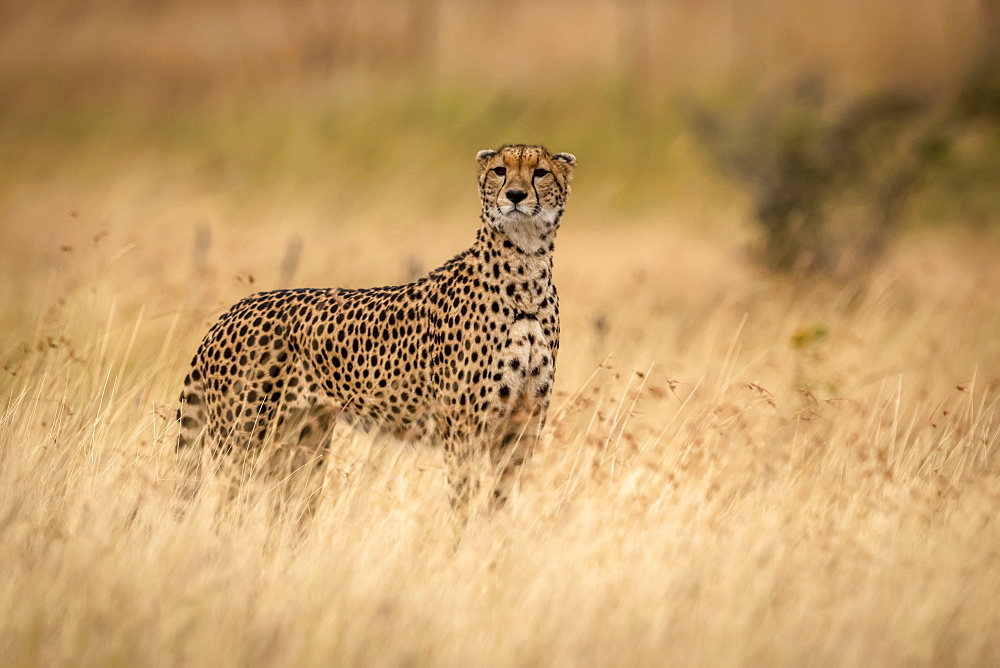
[491, 210, 556, 253]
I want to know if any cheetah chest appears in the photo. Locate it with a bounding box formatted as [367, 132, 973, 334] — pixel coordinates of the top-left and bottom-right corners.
[496, 317, 552, 410]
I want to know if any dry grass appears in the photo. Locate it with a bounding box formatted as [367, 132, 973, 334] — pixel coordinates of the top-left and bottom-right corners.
[1, 2, 999, 664]
[2, 181, 999, 665]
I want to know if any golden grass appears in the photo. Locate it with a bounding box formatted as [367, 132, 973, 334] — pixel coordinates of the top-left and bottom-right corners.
[2, 177, 999, 664]
[1, 3, 998, 662]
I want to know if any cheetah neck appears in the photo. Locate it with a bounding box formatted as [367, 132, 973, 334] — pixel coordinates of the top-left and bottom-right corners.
[474, 222, 555, 263]
[480, 208, 559, 256]
[472, 223, 555, 315]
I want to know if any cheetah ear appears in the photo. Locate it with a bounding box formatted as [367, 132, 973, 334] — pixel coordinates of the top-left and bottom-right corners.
[552, 152, 577, 169]
[476, 149, 498, 166]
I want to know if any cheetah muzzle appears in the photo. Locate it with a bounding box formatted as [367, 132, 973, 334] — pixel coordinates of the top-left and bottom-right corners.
[177, 144, 576, 516]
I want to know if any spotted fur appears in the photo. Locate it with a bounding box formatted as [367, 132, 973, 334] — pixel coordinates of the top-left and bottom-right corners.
[177, 144, 576, 512]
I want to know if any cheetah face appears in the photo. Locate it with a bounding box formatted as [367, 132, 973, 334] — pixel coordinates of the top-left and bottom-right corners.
[476, 145, 576, 249]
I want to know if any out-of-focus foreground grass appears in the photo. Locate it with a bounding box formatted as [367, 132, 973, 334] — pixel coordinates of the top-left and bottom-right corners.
[2, 1, 1000, 665]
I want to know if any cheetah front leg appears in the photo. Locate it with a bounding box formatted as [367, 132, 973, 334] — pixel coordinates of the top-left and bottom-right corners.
[442, 437, 489, 526]
[486, 318, 556, 507]
[488, 397, 547, 506]
[441, 418, 538, 525]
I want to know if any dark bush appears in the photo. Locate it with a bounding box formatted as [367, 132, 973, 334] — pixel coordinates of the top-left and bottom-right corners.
[690, 77, 934, 277]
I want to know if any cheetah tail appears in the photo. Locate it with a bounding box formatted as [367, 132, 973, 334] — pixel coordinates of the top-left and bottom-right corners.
[177, 374, 207, 452]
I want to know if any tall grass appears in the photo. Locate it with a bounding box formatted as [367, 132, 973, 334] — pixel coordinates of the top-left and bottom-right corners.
[2, 212, 999, 665]
[1, 1, 998, 663]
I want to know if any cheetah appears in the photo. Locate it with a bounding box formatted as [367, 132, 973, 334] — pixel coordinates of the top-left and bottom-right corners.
[177, 144, 576, 513]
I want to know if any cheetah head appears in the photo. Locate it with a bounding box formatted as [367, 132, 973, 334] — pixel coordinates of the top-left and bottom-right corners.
[476, 144, 576, 252]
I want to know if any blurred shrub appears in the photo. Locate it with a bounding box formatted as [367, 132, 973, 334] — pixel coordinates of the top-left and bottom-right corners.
[691, 6, 1000, 280]
[691, 77, 940, 278]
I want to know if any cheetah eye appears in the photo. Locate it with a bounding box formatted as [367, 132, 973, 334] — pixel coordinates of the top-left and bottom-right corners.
[533, 168, 550, 179]
[492, 166, 507, 177]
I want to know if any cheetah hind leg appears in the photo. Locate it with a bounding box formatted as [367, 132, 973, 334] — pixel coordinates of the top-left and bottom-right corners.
[175, 392, 267, 512]
[261, 403, 337, 520]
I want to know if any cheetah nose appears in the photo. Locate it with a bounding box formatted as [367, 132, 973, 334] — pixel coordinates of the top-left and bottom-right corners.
[506, 189, 527, 204]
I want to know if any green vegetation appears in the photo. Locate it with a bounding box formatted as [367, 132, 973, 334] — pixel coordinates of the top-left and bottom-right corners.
[691, 76, 1000, 277]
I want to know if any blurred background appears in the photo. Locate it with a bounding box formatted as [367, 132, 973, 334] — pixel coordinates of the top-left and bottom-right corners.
[0, 0, 998, 353]
[2, 1, 998, 247]
[4, 6, 1000, 662]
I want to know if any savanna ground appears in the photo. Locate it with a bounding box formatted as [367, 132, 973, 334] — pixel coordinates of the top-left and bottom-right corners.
[2, 1, 1000, 665]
